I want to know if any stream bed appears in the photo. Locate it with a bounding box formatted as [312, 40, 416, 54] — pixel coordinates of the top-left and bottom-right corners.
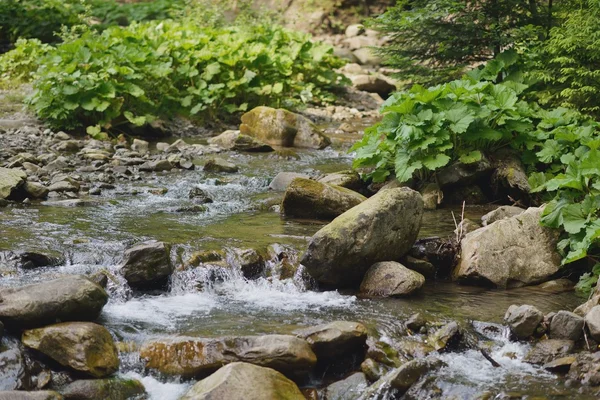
[0, 130, 594, 399]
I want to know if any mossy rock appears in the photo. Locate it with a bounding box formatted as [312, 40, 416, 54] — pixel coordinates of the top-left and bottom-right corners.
[61, 377, 146, 400]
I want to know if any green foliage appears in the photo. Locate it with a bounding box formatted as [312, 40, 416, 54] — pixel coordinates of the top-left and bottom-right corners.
[87, 0, 185, 29]
[0, 39, 52, 86]
[0, 0, 85, 44]
[369, 0, 548, 85]
[351, 51, 533, 183]
[532, 0, 600, 118]
[575, 263, 600, 294]
[28, 21, 348, 131]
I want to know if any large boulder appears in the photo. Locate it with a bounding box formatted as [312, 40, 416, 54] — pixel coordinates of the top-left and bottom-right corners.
[481, 206, 525, 226]
[120, 241, 173, 289]
[60, 377, 146, 400]
[140, 335, 316, 379]
[281, 178, 366, 220]
[301, 188, 423, 288]
[317, 171, 364, 193]
[0, 167, 26, 200]
[0, 275, 108, 329]
[269, 172, 310, 192]
[359, 262, 425, 297]
[22, 322, 119, 378]
[549, 310, 584, 341]
[504, 305, 543, 339]
[180, 362, 305, 400]
[240, 106, 330, 149]
[293, 321, 367, 361]
[208, 130, 273, 152]
[454, 207, 561, 288]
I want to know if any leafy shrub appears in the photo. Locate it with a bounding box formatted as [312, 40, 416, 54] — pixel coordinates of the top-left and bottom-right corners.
[0, 0, 85, 44]
[28, 21, 348, 132]
[351, 51, 533, 183]
[0, 38, 52, 86]
[88, 0, 185, 29]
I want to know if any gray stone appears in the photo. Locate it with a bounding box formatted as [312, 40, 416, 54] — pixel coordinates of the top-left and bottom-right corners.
[281, 178, 366, 220]
[138, 159, 172, 172]
[180, 362, 305, 400]
[585, 305, 600, 342]
[23, 181, 49, 199]
[401, 256, 436, 278]
[301, 188, 423, 288]
[60, 377, 146, 400]
[131, 139, 149, 155]
[429, 321, 462, 351]
[549, 311, 583, 341]
[504, 304, 543, 339]
[0, 275, 108, 329]
[0, 167, 26, 200]
[481, 206, 525, 226]
[203, 158, 238, 173]
[454, 207, 561, 288]
[525, 339, 574, 365]
[325, 372, 368, 400]
[436, 159, 493, 188]
[121, 241, 173, 289]
[0, 392, 62, 400]
[543, 356, 577, 373]
[406, 313, 427, 331]
[352, 48, 381, 66]
[269, 172, 310, 192]
[345, 24, 365, 38]
[317, 170, 363, 193]
[359, 261, 425, 297]
[351, 74, 396, 97]
[421, 183, 443, 210]
[293, 321, 367, 361]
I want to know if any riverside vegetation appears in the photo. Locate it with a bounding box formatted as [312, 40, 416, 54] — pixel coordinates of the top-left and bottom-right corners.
[1, 1, 600, 399]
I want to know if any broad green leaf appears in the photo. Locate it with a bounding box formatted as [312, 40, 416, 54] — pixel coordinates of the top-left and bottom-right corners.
[459, 150, 482, 164]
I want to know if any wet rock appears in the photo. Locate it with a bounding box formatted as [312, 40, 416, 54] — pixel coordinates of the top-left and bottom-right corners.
[361, 358, 389, 381]
[42, 158, 69, 173]
[22, 322, 119, 378]
[47, 181, 78, 194]
[325, 372, 368, 400]
[0, 167, 26, 200]
[0, 275, 108, 329]
[281, 178, 366, 220]
[400, 256, 435, 279]
[409, 237, 457, 276]
[454, 207, 561, 288]
[0, 391, 63, 400]
[203, 158, 238, 173]
[138, 159, 172, 172]
[351, 74, 396, 97]
[436, 159, 493, 188]
[317, 170, 364, 193]
[24, 182, 49, 199]
[0, 338, 24, 390]
[88, 271, 109, 289]
[406, 313, 427, 332]
[524, 339, 574, 365]
[60, 377, 146, 400]
[140, 335, 317, 379]
[186, 250, 226, 267]
[18, 251, 63, 269]
[389, 359, 444, 393]
[233, 248, 266, 279]
[293, 321, 367, 361]
[120, 241, 173, 290]
[188, 187, 213, 204]
[268, 172, 310, 192]
[534, 279, 574, 293]
[504, 305, 543, 339]
[454, 218, 481, 239]
[481, 206, 525, 226]
[156, 142, 169, 152]
[549, 311, 583, 341]
[396, 339, 435, 359]
[240, 106, 331, 149]
[543, 356, 576, 373]
[345, 24, 365, 38]
[301, 188, 423, 288]
[131, 139, 149, 155]
[208, 130, 273, 152]
[566, 351, 600, 386]
[490, 148, 530, 203]
[179, 362, 305, 400]
[429, 321, 463, 351]
[421, 183, 443, 210]
[359, 261, 425, 297]
[0, 199, 8, 208]
[585, 305, 600, 341]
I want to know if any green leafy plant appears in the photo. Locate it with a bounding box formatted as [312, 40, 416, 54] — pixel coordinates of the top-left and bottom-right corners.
[351, 51, 533, 183]
[0, 38, 52, 86]
[28, 21, 348, 132]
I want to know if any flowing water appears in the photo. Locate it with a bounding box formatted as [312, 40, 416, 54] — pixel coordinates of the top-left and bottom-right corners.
[0, 131, 594, 399]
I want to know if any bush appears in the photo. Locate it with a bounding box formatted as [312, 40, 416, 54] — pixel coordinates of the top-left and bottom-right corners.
[28, 21, 348, 132]
[0, 0, 85, 44]
[88, 0, 185, 29]
[0, 38, 52, 86]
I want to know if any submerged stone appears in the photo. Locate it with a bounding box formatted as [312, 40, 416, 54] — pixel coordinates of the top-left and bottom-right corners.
[359, 262, 425, 297]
